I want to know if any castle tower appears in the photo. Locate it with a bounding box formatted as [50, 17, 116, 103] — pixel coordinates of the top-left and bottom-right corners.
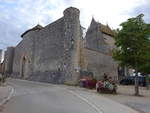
[63, 7, 81, 83]
[4, 47, 14, 75]
[0, 49, 2, 63]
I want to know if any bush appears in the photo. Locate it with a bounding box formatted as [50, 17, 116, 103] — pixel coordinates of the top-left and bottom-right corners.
[64, 82, 77, 86]
[146, 76, 150, 83]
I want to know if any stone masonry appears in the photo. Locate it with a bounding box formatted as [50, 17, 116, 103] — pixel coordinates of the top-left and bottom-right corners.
[81, 18, 118, 81]
[4, 7, 118, 83]
[0, 49, 2, 63]
[4, 7, 81, 84]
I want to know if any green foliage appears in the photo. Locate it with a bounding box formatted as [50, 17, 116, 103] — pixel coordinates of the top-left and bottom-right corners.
[147, 76, 150, 82]
[92, 77, 97, 83]
[113, 14, 150, 74]
[64, 82, 78, 86]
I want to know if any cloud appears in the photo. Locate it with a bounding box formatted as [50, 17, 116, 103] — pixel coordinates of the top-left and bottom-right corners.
[129, 0, 150, 23]
[0, 0, 69, 49]
[71, 0, 147, 29]
[0, 0, 148, 49]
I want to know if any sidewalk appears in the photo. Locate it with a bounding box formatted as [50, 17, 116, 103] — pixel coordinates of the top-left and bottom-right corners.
[0, 85, 13, 106]
[103, 85, 150, 113]
[61, 85, 139, 113]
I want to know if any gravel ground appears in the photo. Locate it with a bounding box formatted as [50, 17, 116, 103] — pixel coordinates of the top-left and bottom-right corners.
[102, 85, 150, 113]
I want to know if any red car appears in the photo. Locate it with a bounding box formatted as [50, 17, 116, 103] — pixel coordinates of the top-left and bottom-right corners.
[79, 77, 97, 89]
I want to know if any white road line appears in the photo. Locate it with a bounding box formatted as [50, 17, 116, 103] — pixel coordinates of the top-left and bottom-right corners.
[8, 78, 53, 86]
[7, 80, 103, 113]
[68, 90, 104, 113]
[0, 86, 14, 106]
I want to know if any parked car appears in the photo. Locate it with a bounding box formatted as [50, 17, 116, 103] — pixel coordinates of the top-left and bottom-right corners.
[120, 76, 146, 86]
[79, 77, 97, 89]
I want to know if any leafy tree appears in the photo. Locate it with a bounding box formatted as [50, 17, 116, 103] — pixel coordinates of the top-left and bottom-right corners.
[113, 14, 150, 95]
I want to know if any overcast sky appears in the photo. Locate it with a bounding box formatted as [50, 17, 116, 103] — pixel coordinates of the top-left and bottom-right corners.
[0, 0, 149, 49]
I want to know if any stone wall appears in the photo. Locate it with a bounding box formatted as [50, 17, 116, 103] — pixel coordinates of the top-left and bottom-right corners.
[0, 49, 2, 63]
[30, 18, 65, 83]
[63, 7, 81, 83]
[6, 7, 118, 83]
[102, 34, 115, 50]
[12, 31, 35, 78]
[82, 48, 118, 81]
[11, 7, 81, 84]
[85, 19, 109, 54]
[5, 47, 15, 75]
[84, 18, 118, 81]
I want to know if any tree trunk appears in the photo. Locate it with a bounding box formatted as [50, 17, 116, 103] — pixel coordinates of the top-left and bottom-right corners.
[135, 69, 139, 96]
[146, 76, 149, 90]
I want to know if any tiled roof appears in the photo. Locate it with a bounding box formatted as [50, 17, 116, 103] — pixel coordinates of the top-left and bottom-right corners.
[21, 24, 43, 37]
[100, 24, 114, 37]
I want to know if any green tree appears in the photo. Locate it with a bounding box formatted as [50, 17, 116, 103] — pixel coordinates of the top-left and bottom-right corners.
[113, 14, 150, 96]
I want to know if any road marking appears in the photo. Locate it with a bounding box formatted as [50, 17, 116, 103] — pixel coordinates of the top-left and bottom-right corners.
[0, 86, 14, 106]
[8, 78, 53, 86]
[67, 90, 104, 113]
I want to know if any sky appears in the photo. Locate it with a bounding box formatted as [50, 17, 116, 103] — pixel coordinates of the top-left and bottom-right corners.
[0, 0, 150, 49]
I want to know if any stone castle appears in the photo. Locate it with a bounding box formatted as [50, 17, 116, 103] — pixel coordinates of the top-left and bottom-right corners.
[81, 18, 117, 80]
[3, 7, 118, 84]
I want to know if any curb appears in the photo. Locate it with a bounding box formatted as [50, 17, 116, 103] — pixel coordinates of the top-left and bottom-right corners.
[0, 86, 14, 106]
[68, 90, 104, 113]
[62, 86, 139, 113]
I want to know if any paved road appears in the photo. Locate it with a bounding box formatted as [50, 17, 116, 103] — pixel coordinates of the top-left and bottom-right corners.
[0, 79, 138, 113]
[1, 79, 99, 113]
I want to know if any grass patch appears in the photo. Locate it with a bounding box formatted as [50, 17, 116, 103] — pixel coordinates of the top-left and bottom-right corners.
[64, 82, 78, 86]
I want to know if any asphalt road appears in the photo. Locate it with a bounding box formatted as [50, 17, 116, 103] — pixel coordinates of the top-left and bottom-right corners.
[1, 79, 139, 113]
[1, 79, 98, 113]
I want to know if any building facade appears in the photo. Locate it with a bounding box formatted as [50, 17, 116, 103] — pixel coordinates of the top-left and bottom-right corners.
[4, 7, 118, 83]
[4, 7, 81, 84]
[80, 18, 118, 81]
[0, 49, 2, 63]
